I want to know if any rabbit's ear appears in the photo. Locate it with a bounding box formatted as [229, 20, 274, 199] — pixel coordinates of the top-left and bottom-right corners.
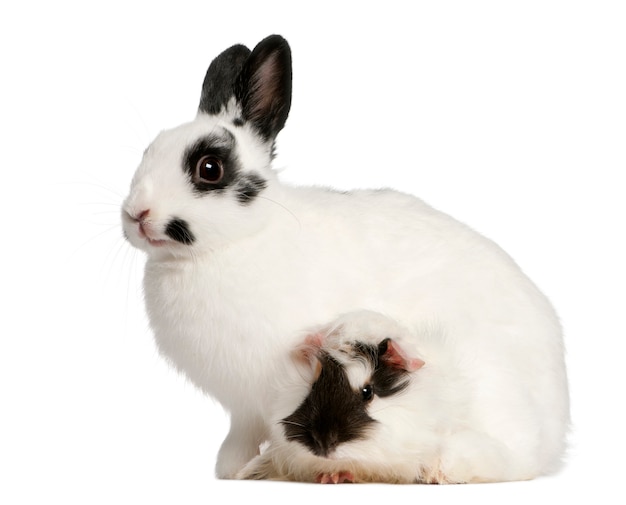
[379, 338, 425, 372]
[198, 43, 251, 115]
[235, 35, 292, 141]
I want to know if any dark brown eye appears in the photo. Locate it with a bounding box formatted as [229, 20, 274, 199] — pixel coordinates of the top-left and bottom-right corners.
[195, 155, 224, 184]
[361, 384, 374, 402]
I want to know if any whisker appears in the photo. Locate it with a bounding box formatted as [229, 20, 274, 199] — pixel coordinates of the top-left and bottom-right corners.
[78, 201, 124, 208]
[69, 223, 124, 260]
[280, 419, 306, 429]
[284, 433, 306, 441]
[258, 196, 301, 229]
[63, 179, 126, 201]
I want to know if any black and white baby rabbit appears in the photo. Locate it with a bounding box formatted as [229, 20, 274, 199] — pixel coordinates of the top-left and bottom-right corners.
[238, 311, 567, 483]
[121, 35, 569, 479]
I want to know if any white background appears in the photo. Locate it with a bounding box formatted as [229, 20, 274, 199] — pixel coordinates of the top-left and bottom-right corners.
[1, 1, 624, 503]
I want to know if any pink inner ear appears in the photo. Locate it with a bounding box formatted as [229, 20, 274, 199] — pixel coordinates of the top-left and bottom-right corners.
[383, 339, 425, 372]
[292, 332, 326, 379]
[248, 52, 283, 124]
[304, 332, 325, 348]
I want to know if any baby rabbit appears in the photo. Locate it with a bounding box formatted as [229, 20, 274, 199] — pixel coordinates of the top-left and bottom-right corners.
[121, 34, 569, 479]
[238, 311, 567, 483]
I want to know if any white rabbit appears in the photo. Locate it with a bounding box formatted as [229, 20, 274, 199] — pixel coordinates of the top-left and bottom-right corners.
[237, 310, 568, 483]
[121, 34, 569, 479]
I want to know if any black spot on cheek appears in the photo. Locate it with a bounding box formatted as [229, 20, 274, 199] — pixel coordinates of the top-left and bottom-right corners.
[165, 218, 195, 245]
[235, 174, 267, 205]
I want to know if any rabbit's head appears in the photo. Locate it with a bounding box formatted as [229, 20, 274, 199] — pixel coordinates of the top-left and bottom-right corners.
[122, 35, 292, 257]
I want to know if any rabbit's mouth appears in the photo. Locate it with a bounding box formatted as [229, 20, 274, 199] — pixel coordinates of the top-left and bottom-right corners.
[130, 214, 165, 247]
[145, 236, 169, 248]
[123, 208, 186, 249]
[138, 221, 162, 245]
[139, 222, 176, 248]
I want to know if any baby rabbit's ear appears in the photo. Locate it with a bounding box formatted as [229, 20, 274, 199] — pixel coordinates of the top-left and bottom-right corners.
[291, 332, 325, 381]
[378, 338, 425, 372]
[199, 43, 251, 115]
[235, 35, 292, 141]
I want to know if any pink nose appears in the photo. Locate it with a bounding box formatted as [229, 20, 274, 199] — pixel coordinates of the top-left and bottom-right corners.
[131, 209, 151, 239]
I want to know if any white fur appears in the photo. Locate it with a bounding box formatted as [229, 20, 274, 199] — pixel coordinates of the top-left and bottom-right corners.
[238, 311, 568, 483]
[122, 47, 569, 480]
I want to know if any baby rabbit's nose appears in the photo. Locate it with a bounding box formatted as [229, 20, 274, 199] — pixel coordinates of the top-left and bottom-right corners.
[137, 209, 150, 222]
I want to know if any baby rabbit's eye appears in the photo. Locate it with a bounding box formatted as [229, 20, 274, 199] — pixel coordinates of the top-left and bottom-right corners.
[361, 384, 374, 402]
[195, 155, 224, 184]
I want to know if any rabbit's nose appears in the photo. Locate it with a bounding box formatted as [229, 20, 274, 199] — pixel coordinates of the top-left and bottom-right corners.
[134, 209, 152, 237]
[124, 208, 150, 223]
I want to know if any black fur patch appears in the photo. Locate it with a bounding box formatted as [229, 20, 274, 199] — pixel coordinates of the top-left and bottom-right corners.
[198, 44, 251, 115]
[182, 131, 267, 204]
[357, 339, 411, 398]
[183, 131, 238, 194]
[234, 174, 267, 205]
[281, 339, 412, 458]
[165, 218, 195, 245]
[281, 352, 376, 457]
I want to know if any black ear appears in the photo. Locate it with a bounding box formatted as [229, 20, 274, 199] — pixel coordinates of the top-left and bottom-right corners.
[235, 35, 292, 141]
[198, 43, 251, 115]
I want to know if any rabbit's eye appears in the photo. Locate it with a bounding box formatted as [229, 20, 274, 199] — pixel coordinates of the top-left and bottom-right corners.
[195, 155, 224, 184]
[361, 384, 374, 402]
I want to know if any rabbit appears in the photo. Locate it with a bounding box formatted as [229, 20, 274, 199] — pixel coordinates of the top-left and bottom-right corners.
[237, 310, 567, 483]
[121, 34, 569, 479]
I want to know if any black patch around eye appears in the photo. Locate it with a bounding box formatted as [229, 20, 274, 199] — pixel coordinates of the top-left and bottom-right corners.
[352, 340, 411, 398]
[183, 132, 238, 194]
[183, 131, 266, 204]
[373, 339, 411, 398]
[372, 363, 410, 397]
[165, 218, 195, 245]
